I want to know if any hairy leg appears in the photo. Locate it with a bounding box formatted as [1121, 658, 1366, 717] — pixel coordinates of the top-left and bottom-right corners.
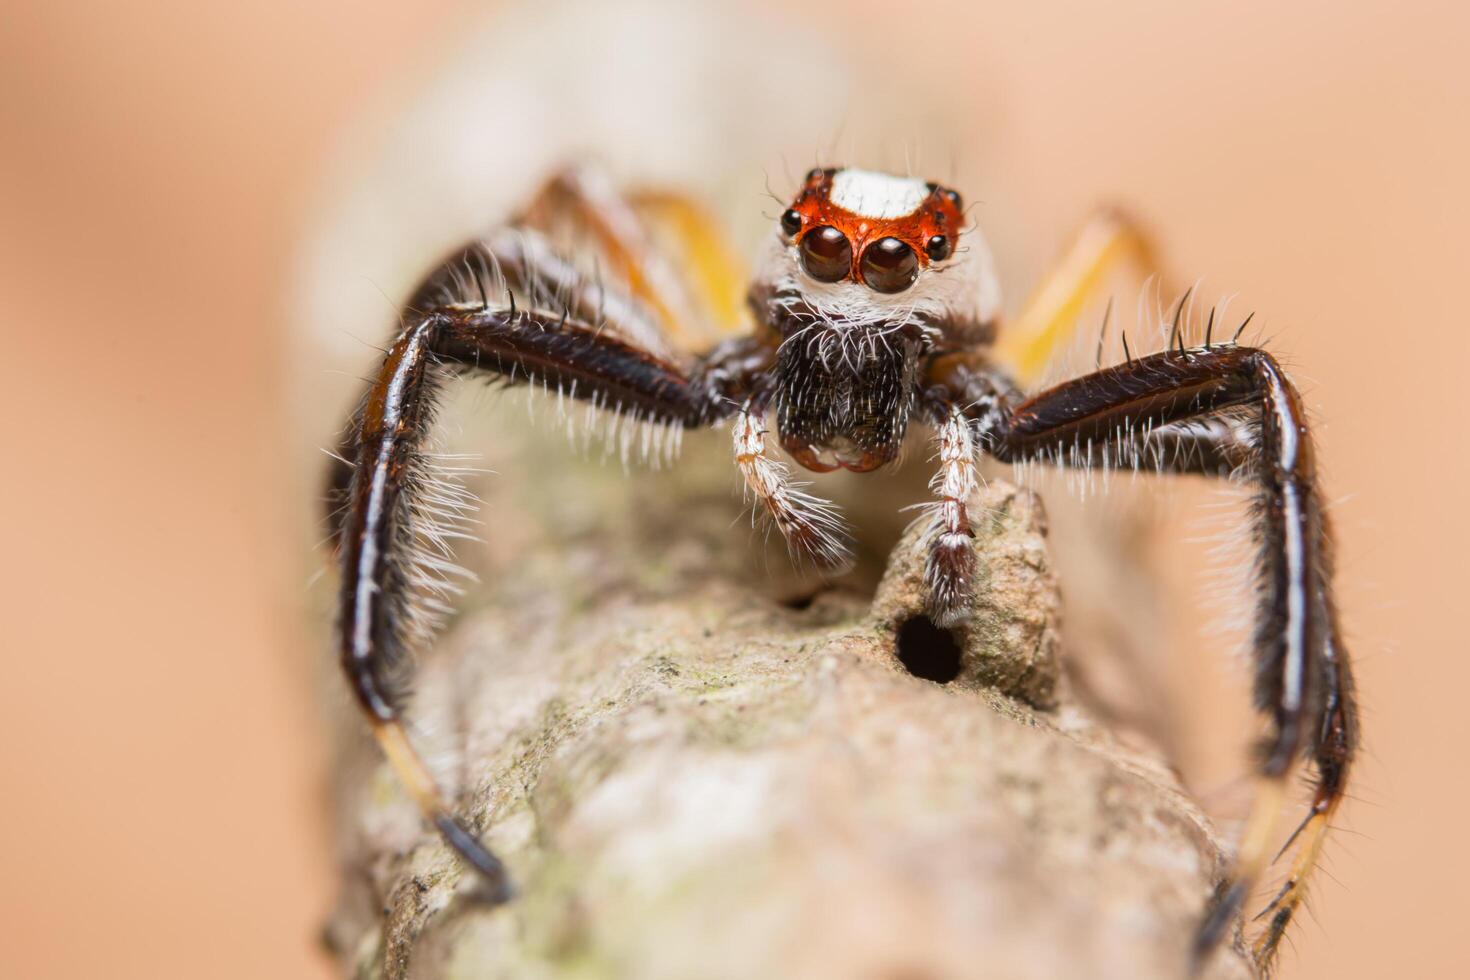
[336, 302, 735, 897]
[965, 341, 1356, 972]
[324, 227, 691, 544]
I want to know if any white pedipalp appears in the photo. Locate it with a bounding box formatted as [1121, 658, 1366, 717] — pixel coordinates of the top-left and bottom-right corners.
[917, 406, 983, 626]
[731, 407, 852, 570]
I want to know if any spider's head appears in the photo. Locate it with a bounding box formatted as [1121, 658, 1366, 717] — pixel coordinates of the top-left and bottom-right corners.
[751, 167, 1002, 473]
[781, 167, 963, 291]
[754, 167, 1001, 345]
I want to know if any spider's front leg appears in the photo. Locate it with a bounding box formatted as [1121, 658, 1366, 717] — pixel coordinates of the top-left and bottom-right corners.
[334, 300, 743, 899]
[953, 342, 1355, 972]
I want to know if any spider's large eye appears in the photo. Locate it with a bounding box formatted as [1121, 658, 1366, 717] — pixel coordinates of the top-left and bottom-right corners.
[860, 237, 919, 293]
[799, 225, 852, 282]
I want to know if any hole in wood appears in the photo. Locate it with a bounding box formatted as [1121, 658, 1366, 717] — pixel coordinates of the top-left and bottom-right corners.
[895, 615, 963, 684]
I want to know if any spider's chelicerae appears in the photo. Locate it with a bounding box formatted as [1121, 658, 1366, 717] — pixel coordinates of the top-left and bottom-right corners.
[327, 165, 1356, 973]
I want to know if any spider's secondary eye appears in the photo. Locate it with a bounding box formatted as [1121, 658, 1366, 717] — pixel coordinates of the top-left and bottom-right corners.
[925, 235, 951, 262]
[860, 237, 919, 293]
[799, 225, 853, 283]
[780, 209, 803, 237]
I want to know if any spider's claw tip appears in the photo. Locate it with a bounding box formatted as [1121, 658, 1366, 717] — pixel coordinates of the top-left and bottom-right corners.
[464, 874, 517, 906]
[435, 812, 516, 904]
[1190, 879, 1249, 975]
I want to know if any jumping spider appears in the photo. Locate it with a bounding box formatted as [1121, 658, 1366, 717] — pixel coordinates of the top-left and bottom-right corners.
[326, 165, 1356, 973]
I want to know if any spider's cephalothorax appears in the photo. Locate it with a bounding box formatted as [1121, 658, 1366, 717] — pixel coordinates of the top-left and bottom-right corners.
[753, 168, 1000, 472]
[327, 164, 1356, 975]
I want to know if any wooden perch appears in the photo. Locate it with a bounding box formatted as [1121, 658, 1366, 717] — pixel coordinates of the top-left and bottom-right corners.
[322, 428, 1251, 980]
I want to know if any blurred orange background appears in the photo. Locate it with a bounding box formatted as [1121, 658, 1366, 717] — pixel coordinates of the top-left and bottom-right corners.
[2, 2, 1466, 978]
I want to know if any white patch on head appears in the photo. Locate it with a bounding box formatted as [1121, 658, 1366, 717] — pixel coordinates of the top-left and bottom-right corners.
[829, 169, 929, 219]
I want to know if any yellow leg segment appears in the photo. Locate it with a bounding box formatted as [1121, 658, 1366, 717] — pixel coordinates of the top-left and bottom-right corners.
[373, 720, 444, 816]
[998, 209, 1155, 385]
[1235, 776, 1289, 888]
[1252, 797, 1340, 971]
[1193, 775, 1288, 972]
[628, 189, 750, 341]
[518, 167, 749, 355]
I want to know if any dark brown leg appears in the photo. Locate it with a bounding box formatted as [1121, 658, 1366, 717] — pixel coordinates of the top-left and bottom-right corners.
[974, 343, 1356, 972]
[323, 226, 702, 546]
[336, 304, 734, 899]
[412, 230, 684, 362]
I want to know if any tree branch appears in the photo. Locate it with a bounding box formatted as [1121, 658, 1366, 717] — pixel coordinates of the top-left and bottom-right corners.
[322, 433, 1250, 980]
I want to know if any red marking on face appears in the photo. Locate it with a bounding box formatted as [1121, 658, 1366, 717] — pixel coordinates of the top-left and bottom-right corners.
[780, 168, 964, 290]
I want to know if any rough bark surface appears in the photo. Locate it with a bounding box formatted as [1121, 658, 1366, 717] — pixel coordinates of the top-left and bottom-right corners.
[323, 422, 1250, 980]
